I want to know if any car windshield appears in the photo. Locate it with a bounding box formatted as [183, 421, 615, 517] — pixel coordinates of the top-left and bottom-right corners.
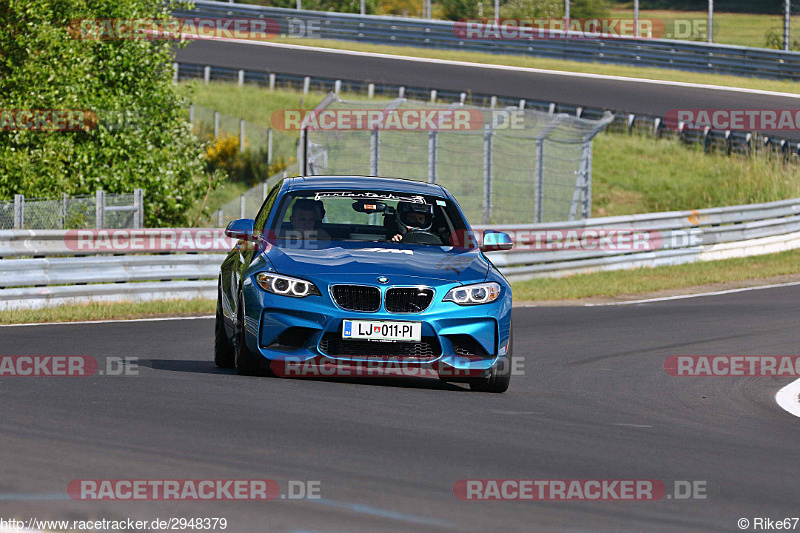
[268, 189, 476, 248]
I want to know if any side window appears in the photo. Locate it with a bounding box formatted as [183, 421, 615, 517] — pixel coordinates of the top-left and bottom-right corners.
[254, 183, 281, 232]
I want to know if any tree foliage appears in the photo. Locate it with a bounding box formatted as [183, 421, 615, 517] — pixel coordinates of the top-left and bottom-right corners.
[0, 0, 216, 227]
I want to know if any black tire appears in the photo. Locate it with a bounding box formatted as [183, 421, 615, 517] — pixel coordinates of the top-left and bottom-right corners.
[469, 325, 512, 393]
[214, 285, 235, 368]
[234, 293, 265, 376]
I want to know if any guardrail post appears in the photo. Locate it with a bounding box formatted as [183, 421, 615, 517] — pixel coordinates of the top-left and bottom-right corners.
[367, 83, 374, 98]
[519, 99, 526, 109]
[548, 103, 556, 114]
[460, 92, 466, 104]
[534, 139, 544, 223]
[14, 194, 24, 229]
[214, 111, 219, 137]
[267, 128, 273, 164]
[303, 76, 310, 95]
[482, 125, 494, 224]
[239, 119, 245, 153]
[399, 86, 405, 98]
[240, 194, 246, 218]
[490, 96, 497, 109]
[430, 89, 437, 103]
[134, 189, 144, 229]
[203, 66, 210, 85]
[269, 73, 276, 90]
[427, 130, 438, 184]
[60, 193, 67, 229]
[238, 69, 245, 87]
[334, 79, 342, 94]
[369, 128, 380, 176]
[653, 117, 661, 139]
[95, 190, 105, 229]
[628, 113, 636, 134]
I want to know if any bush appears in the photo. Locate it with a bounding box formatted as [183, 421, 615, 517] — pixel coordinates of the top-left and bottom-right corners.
[441, 0, 481, 20]
[0, 0, 218, 227]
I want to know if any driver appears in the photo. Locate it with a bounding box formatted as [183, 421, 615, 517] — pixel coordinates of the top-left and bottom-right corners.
[389, 201, 434, 242]
[289, 198, 330, 241]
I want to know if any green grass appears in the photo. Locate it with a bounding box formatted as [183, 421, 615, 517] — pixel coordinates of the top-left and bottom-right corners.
[267, 36, 800, 94]
[0, 299, 216, 325]
[610, 8, 800, 49]
[512, 247, 800, 301]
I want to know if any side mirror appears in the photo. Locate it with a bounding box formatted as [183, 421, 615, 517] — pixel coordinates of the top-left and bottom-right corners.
[480, 230, 513, 252]
[225, 218, 256, 241]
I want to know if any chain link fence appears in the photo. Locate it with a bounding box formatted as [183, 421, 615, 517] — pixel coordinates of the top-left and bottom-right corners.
[301, 95, 613, 224]
[0, 190, 144, 230]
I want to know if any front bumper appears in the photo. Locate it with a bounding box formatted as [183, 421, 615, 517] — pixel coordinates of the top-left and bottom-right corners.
[241, 277, 512, 376]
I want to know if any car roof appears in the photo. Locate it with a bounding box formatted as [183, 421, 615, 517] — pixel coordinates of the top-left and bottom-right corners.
[286, 176, 447, 197]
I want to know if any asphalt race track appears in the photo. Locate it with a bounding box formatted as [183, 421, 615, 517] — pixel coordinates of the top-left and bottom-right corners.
[2, 285, 800, 532]
[175, 40, 800, 141]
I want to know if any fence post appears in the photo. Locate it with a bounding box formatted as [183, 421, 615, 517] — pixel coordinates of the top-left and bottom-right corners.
[267, 128, 273, 165]
[239, 195, 246, 219]
[173, 62, 179, 84]
[239, 119, 245, 153]
[61, 192, 67, 229]
[189, 104, 194, 124]
[369, 128, 380, 176]
[214, 111, 219, 137]
[534, 139, 544, 223]
[298, 128, 306, 175]
[134, 188, 144, 229]
[204, 66, 210, 85]
[482, 126, 493, 224]
[582, 143, 592, 219]
[95, 190, 106, 229]
[13, 194, 23, 229]
[427, 130, 438, 184]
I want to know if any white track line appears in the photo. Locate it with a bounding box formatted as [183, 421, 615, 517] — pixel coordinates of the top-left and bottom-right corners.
[0, 315, 214, 328]
[187, 36, 800, 99]
[582, 280, 800, 306]
[776, 379, 800, 419]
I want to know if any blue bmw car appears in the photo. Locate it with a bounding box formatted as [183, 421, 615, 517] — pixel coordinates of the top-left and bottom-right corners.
[214, 176, 514, 393]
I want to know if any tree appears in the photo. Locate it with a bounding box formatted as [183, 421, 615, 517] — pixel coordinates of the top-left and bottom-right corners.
[0, 0, 217, 227]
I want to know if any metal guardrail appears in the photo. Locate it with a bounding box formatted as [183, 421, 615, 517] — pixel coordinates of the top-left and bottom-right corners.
[3, 196, 800, 308]
[178, 1, 800, 80]
[176, 62, 800, 158]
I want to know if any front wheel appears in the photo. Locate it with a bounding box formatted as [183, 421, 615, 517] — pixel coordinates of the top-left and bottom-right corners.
[234, 293, 268, 376]
[469, 326, 512, 393]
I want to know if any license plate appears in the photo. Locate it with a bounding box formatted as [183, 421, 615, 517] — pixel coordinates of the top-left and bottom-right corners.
[342, 320, 422, 342]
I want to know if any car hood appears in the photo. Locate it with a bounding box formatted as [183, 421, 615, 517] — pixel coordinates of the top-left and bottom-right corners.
[261, 240, 489, 285]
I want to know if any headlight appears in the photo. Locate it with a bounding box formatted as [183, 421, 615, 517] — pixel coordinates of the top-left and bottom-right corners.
[256, 273, 321, 298]
[443, 282, 501, 305]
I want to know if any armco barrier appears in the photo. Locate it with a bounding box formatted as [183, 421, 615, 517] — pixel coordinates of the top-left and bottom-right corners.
[2, 196, 800, 309]
[177, 1, 800, 80]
